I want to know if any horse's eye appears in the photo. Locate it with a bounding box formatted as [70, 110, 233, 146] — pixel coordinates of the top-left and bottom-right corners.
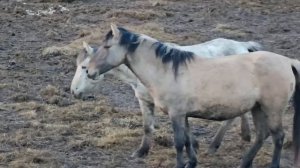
[104, 46, 111, 49]
[82, 66, 86, 69]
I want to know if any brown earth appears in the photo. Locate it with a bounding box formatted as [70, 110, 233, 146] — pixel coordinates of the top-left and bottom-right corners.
[0, 0, 300, 167]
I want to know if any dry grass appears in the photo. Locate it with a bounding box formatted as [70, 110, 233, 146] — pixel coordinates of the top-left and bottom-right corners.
[0, 83, 9, 90]
[2, 148, 61, 168]
[2, 0, 298, 167]
[146, 147, 176, 167]
[0, 99, 144, 165]
[42, 22, 181, 58]
[107, 9, 166, 21]
[28, 0, 76, 2]
[95, 128, 141, 148]
[213, 23, 249, 38]
[40, 85, 60, 98]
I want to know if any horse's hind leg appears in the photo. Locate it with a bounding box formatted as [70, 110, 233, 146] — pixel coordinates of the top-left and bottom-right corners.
[208, 118, 235, 154]
[185, 118, 199, 153]
[241, 106, 269, 168]
[240, 114, 251, 142]
[269, 127, 284, 168]
[131, 99, 155, 158]
[208, 114, 251, 154]
[266, 109, 284, 168]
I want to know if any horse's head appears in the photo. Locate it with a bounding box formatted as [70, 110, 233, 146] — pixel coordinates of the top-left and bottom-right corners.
[87, 24, 140, 80]
[70, 42, 103, 99]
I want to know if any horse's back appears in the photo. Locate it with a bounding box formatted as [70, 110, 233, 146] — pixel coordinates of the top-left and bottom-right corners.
[178, 51, 293, 108]
[179, 38, 254, 58]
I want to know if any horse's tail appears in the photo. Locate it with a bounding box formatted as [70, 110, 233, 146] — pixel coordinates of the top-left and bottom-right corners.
[243, 41, 263, 52]
[291, 59, 300, 167]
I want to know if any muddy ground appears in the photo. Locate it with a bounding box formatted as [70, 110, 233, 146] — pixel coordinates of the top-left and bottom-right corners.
[0, 0, 300, 167]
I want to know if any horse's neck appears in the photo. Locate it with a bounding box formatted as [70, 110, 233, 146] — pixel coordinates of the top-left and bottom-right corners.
[106, 64, 139, 85]
[126, 42, 174, 96]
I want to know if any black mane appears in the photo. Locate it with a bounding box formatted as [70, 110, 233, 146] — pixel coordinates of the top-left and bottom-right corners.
[105, 26, 194, 77]
[153, 42, 194, 76]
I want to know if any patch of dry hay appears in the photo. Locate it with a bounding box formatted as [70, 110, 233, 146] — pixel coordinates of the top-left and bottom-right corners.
[107, 9, 166, 21]
[95, 128, 141, 148]
[213, 23, 249, 38]
[42, 22, 181, 58]
[3, 148, 60, 168]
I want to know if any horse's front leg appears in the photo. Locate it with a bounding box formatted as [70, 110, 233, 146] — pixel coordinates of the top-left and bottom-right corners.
[171, 113, 197, 168]
[131, 98, 155, 158]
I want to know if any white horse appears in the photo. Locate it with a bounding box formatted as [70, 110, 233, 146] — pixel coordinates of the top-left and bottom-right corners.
[86, 25, 300, 168]
[71, 37, 262, 157]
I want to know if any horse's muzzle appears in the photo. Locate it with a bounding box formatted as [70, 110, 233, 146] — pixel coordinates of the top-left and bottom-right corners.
[71, 90, 83, 99]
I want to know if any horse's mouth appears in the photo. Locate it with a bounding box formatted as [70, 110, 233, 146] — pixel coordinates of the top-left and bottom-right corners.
[82, 95, 96, 101]
[71, 89, 95, 100]
[73, 93, 95, 101]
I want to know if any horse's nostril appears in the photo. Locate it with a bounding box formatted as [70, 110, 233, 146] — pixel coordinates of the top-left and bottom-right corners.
[87, 73, 95, 80]
[86, 70, 88, 74]
[73, 92, 83, 99]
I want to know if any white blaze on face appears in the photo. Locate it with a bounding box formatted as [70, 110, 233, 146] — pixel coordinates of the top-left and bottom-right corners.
[71, 57, 103, 98]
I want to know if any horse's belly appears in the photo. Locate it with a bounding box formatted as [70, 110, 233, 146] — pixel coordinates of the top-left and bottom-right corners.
[186, 104, 252, 121]
[186, 95, 256, 121]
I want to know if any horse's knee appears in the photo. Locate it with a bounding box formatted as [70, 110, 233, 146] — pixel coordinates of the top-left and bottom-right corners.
[272, 129, 285, 147]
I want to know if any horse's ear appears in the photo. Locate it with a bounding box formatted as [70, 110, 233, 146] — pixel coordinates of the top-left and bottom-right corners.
[83, 41, 94, 55]
[111, 23, 120, 39]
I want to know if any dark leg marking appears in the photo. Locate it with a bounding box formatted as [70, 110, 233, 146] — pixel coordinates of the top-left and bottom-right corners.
[270, 128, 285, 168]
[171, 115, 186, 168]
[241, 106, 268, 168]
[184, 117, 197, 168]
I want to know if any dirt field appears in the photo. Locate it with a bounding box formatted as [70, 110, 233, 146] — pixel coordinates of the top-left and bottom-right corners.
[0, 0, 300, 167]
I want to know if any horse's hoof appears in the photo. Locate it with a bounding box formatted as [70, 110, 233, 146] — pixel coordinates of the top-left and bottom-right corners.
[239, 162, 253, 168]
[173, 164, 185, 168]
[241, 134, 251, 142]
[131, 149, 148, 158]
[207, 148, 216, 155]
[184, 162, 197, 168]
[207, 143, 220, 154]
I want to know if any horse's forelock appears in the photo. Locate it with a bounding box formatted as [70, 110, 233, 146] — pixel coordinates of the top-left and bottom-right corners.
[76, 49, 88, 65]
[105, 27, 141, 53]
[77, 46, 98, 65]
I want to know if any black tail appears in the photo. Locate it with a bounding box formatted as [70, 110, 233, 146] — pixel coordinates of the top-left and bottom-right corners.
[292, 66, 300, 167]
